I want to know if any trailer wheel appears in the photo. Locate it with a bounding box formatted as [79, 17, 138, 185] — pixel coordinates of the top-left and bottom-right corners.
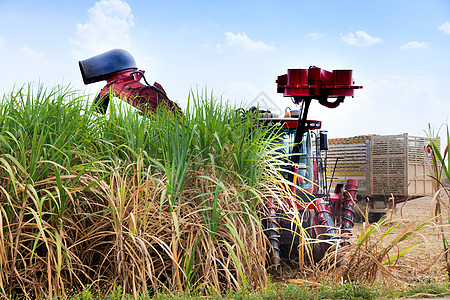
[354, 198, 369, 223]
[368, 212, 385, 223]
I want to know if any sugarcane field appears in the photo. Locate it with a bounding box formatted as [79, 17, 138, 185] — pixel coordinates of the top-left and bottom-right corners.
[1, 1, 450, 299]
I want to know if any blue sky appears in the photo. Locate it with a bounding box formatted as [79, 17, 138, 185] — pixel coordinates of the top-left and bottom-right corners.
[1, 0, 449, 138]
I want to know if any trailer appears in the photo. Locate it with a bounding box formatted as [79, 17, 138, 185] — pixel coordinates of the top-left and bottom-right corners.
[323, 133, 437, 221]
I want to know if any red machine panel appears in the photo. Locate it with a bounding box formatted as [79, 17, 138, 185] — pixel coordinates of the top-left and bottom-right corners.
[276, 67, 362, 98]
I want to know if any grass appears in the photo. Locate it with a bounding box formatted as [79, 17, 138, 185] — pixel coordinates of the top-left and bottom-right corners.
[426, 122, 450, 278]
[0, 84, 288, 299]
[54, 280, 450, 299]
[1, 83, 449, 299]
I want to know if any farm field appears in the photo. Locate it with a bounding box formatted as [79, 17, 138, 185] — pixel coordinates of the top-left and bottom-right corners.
[264, 196, 450, 300]
[1, 1, 450, 298]
[356, 196, 450, 283]
[0, 84, 449, 300]
[0, 85, 283, 299]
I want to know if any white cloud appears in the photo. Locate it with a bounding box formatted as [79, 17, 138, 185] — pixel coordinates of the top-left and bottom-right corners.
[340, 31, 382, 47]
[307, 32, 326, 39]
[223, 82, 285, 117]
[312, 75, 447, 138]
[400, 41, 430, 50]
[226, 80, 259, 102]
[438, 21, 450, 34]
[70, 0, 134, 56]
[218, 32, 275, 52]
[18, 46, 44, 60]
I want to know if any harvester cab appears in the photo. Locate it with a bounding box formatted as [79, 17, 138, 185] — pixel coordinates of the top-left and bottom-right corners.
[264, 67, 362, 267]
[261, 113, 324, 196]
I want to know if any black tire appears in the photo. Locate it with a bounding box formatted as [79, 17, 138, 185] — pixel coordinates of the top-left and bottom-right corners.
[354, 199, 369, 223]
[368, 212, 385, 223]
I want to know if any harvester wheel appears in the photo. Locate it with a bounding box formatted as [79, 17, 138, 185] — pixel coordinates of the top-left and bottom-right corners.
[368, 212, 385, 223]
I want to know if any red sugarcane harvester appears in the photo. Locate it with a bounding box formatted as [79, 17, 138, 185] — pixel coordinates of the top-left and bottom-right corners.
[79, 49, 363, 268]
[263, 67, 362, 267]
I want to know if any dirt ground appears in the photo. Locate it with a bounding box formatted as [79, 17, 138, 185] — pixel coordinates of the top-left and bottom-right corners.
[391, 195, 446, 222]
[273, 195, 450, 285]
[354, 194, 450, 283]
